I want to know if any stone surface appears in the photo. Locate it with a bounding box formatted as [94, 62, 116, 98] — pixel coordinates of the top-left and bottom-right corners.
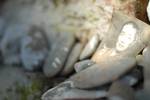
[92, 11, 150, 63]
[61, 42, 83, 76]
[74, 59, 95, 73]
[70, 56, 136, 89]
[70, 11, 150, 89]
[20, 26, 49, 71]
[108, 81, 135, 100]
[80, 34, 100, 60]
[42, 81, 107, 100]
[43, 33, 75, 77]
[0, 23, 29, 65]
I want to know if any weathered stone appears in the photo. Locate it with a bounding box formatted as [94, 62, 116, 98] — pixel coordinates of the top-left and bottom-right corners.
[92, 11, 150, 63]
[80, 34, 100, 60]
[69, 10, 150, 89]
[42, 81, 107, 100]
[20, 26, 49, 71]
[108, 81, 135, 100]
[74, 59, 95, 73]
[70, 56, 136, 89]
[43, 33, 75, 77]
[61, 43, 83, 76]
[0, 23, 29, 65]
[96, 0, 149, 23]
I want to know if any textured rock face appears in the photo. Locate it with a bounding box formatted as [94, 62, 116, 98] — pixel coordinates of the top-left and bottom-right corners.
[0, 24, 29, 65]
[21, 26, 49, 71]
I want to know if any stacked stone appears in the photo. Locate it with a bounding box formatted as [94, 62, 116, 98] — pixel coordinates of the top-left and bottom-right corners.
[42, 11, 150, 100]
[0, 0, 149, 100]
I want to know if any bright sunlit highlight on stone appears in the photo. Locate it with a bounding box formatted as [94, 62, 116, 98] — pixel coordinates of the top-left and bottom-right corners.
[116, 22, 137, 51]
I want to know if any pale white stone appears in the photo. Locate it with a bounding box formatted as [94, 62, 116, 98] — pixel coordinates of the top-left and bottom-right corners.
[116, 22, 137, 51]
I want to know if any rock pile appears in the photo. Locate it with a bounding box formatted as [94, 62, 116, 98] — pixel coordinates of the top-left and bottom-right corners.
[0, 0, 150, 100]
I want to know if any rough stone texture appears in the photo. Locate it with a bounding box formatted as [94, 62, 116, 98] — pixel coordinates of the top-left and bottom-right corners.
[42, 81, 107, 100]
[21, 26, 49, 71]
[0, 23, 29, 65]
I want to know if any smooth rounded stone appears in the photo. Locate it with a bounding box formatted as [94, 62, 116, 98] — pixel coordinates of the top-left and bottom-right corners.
[108, 81, 135, 100]
[0, 23, 29, 65]
[69, 56, 136, 89]
[74, 59, 95, 73]
[92, 11, 150, 63]
[80, 34, 100, 60]
[119, 69, 142, 86]
[0, 66, 45, 100]
[42, 81, 107, 100]
[20, 26, 49, 71]
[61, 43, 83, 76]
[43, 33, 75, 77]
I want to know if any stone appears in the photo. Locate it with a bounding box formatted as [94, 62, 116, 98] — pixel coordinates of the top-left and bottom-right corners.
[43, 33, 75, 77]
[70, 56, 136, 89]
[80, 34, 100, 60]
[0, 23, 29, 65]
[41, 81, 107, 100]
[74, 59, 95, 73]
[108, 81, 135, 100]
[92, 11, 150, 63]
[119, 69, 142, 86]
[20, 26, 49, 71]
[96, 0, 149, 23]
[68, 10, 150, 89]
[61, 42, 83, 76]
